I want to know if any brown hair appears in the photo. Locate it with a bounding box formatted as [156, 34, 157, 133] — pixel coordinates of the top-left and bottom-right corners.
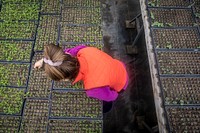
[43, 44, 79, 81]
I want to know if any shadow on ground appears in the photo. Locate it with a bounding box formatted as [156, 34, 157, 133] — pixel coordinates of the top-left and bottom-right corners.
[101, 0, 158, 132]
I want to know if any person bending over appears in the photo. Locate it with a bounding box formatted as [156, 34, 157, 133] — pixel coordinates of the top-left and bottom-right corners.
[34, 44, 128, 102]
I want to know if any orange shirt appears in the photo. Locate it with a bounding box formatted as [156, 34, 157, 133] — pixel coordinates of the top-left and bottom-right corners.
[73, 47, 128, 92]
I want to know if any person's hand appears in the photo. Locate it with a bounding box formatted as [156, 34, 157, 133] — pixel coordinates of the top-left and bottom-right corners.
[34, 59, 43, 69]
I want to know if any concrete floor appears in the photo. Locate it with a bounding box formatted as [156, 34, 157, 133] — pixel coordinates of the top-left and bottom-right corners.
[101, 0, 158, 132]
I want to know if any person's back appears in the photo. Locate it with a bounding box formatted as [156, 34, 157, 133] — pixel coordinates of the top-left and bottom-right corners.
[73, 47, 128, 92]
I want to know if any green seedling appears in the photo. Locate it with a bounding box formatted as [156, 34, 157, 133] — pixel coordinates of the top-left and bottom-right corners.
[187, 2, 195, 8]
[165, 23, 173, 27]
[166, 42, 172, 49]
[150, 12, 155, 20]
[0, 87, 26, 114]
[152, 21, 164, 27]
[195, 13, 200, 18]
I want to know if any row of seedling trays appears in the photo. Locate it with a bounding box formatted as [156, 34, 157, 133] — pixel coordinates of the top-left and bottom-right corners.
[0, 0, 104, 132]
[147, 0, 200, 132]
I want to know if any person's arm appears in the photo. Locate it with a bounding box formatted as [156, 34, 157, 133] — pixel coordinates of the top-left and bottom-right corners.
[86, 86, 118, 102]
[64, 45, 87, 56]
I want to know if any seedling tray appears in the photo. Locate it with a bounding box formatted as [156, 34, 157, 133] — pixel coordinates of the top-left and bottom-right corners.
[35, 15, 59, 51]
[50, 91, 102, 118]
[20, 99, 49, 133]
[0, 0, 104, 132]
[61, 7, 101, 24]
[0, 40, 33, 62]
[0, 115, 20, 132]
[194, 0, 200, 13]
[0, 2, 39, 21]
[53, 81, 83, 90]
[148, 0, 191, 7]
[152, 27, 200, 49]
[0, 63, 29, 87]
[48, 119, 102, 133]
[60, 24, 102, 43]
[28, 52, 52, 98]
[40, 0, 60, 14]
[0, 87, 25, 115]
[166, 106, 200, 132]
[161, 77, 200, 105]
[157, 51, 200, 75]
[149, 8, 195, 27]
[142, 0, 200, 132]
[0, 21, 37, 40]
[62, 0, 101, 7]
